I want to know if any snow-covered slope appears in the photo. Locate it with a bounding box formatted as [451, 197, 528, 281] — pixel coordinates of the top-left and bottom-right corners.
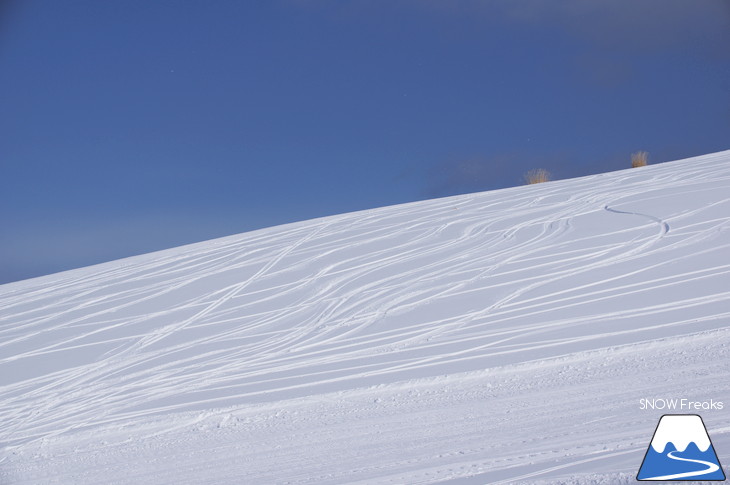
[2, 151, 730, 484]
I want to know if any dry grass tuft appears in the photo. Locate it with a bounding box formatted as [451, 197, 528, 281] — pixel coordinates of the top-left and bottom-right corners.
[631, 151, 649, 168]
[524, 168, 551, 185]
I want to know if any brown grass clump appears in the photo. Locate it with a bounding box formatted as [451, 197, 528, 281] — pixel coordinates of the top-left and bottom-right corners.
[631, 151, 649, 168]
[524, 168, 551, 185]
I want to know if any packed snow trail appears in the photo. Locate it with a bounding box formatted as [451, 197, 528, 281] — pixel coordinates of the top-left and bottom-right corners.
[1, 150, 730, 484]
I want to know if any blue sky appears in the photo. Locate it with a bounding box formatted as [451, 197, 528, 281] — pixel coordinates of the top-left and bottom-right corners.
[1, 0, 729, 284]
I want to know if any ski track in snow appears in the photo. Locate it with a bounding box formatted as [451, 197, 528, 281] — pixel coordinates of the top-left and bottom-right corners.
[1, 151, 730, 484]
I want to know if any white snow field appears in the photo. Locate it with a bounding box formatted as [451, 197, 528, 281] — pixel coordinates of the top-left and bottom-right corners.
[2, 151, 730, 484]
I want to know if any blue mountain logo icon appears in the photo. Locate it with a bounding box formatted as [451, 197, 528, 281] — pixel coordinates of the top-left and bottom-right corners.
[637, 414, 725, 481]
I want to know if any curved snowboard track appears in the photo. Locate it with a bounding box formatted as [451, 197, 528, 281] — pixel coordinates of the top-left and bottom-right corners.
[2, 150, 730, 484]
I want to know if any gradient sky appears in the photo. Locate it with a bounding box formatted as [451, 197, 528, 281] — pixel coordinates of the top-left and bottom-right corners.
[1, 0, 729, 284]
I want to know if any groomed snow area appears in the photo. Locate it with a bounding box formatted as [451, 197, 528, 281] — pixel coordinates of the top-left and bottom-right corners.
[2, 150, 730, 484]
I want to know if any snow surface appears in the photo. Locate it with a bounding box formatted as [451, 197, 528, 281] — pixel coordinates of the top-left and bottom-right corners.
[2, 150, 730, 484]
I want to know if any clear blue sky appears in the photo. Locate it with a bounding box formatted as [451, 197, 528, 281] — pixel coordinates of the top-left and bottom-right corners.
[1, 1, 729, 284]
